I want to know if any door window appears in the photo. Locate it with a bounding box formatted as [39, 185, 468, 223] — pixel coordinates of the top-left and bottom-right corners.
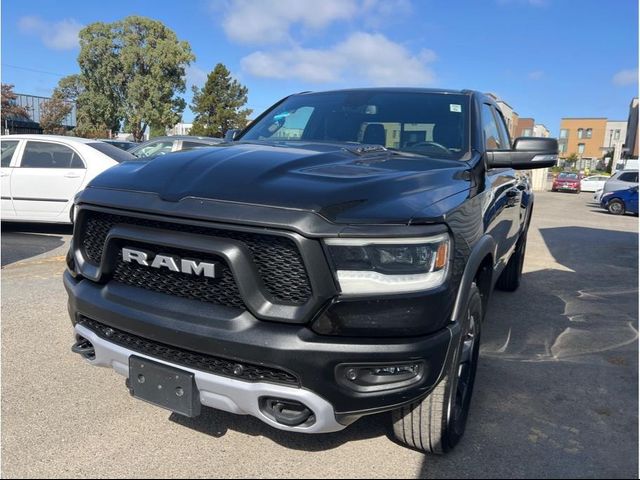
[1, 141, 18, 167]
[481, 104, 503, 150]
[493, 107, 511, 148]
[21, 142, 84, 168]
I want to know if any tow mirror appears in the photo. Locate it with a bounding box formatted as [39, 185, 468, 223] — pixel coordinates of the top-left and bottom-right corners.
[487, 137, 558, 170]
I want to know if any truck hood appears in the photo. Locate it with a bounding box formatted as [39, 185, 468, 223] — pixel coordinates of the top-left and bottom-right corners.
[88, 142, 472, 224]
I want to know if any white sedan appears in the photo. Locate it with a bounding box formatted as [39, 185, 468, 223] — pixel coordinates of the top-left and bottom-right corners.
[580, 175, 609, 192]
[1, 135, 135, 224]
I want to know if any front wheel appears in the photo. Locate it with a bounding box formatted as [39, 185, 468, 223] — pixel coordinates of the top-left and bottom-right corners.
[607, 199, 625, 215]
[391, 284, 482, 454]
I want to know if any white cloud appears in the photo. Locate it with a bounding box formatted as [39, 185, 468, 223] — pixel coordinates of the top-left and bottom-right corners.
[241, 32, 436, 86]
[221, 0, 412, 45]
[185, 65, 208, 88]
[613, 69, 639, 86]
[18, 16, 82, 50]
[222, 0, 359, 44]
[528, 70, 544, 80]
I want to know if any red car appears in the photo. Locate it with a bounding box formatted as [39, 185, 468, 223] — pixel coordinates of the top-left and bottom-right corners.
[552, 172, 581, 193]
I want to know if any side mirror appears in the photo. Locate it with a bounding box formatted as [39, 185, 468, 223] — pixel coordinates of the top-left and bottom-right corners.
[224, 129, 240, 142]
[487, 137, 559, 170]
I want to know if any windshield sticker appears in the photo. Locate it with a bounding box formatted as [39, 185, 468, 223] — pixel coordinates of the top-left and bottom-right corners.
[450, 104, 462, 113]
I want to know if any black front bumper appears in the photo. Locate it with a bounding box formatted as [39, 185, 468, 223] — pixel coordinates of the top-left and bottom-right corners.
[65, 271, 453, 421]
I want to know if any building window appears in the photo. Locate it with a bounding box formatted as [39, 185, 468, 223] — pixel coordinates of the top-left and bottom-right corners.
[523, 128, 533, 137]
[615, 129, 621, 140]
[578, 143, 585, 154]
[560, 129, 568, 138]
[585, 128, 592, 138]
[559, 143, 567, 153]
[577, 128, 584, 139]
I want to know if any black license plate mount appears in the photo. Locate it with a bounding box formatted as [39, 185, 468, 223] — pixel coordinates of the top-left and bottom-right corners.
[128, 356, 201, 417]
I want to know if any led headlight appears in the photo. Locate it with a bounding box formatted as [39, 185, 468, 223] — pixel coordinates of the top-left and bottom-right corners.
[325, 233, 450, 295]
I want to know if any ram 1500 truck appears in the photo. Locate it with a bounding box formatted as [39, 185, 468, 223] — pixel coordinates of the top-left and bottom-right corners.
[65, 88, 557, 453]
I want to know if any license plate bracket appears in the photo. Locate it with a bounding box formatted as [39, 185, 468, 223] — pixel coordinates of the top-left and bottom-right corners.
[128, 356, 201, 417]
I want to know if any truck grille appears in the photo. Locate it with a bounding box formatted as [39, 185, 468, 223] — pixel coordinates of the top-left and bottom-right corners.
[79, 210, 312, 306]
[79, 317, 300, 386]
[112, 242, 245, 310]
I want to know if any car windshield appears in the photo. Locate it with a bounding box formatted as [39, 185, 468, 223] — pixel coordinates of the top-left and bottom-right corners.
[88, 142, 136, 163]
[558, 173, 579, 180]
[240, 91, 471, 160]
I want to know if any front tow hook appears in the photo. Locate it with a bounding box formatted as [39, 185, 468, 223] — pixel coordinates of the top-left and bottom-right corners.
[71, 337, 95, 360]
[262, 398, 315, 427]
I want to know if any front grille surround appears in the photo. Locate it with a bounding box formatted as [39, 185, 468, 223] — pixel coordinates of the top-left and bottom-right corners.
[79, 317, 300, 387]
[79, 210, 313, 307]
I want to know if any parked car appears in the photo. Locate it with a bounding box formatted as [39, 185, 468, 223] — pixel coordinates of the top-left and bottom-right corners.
[580, 174, 609, 192]
[601, 169, 638, 196]
[593, 189, 604, 203]
[600, 185, 639, 215]
[97, 139, 136, 151]
[1, 135, 135, 224]
[128, 135, 223, 159]
[551, 172, 581, 193]
[66, 88, 557, 454]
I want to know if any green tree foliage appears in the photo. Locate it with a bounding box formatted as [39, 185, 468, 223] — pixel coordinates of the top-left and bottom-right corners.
[190, 64, 252, 138]
[76, 16, 194, 141]
[1, 84, 29, 127]
[39, 96, 73, 135]
[149, 124, 167, 138]
[565, 152, 578, 167]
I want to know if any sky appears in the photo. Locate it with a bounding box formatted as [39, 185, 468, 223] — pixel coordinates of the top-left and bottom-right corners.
[1, 0, 638, 135]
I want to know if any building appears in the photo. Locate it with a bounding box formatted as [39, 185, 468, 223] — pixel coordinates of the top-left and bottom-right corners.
[167, 122, 193, 136]
[532, 124, 550, 138]
[558, 118, 608, 170]
[623, 97, 638, 160]
[515, 118, 534, 137]
[603, 120, 628, 169]
[2, 92, 76, 134]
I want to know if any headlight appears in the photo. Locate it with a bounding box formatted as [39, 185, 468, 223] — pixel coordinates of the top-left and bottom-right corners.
[325, 233, 450, 295]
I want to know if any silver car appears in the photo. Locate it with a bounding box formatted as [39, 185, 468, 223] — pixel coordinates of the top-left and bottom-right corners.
[602, 169, 638, 195]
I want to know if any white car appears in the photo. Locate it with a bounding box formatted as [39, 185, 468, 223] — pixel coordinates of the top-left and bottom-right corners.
[580, 175, 609, 192]
[1, 135, 135, 224]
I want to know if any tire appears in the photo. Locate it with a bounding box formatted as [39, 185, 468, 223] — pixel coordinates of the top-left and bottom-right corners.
[495, 229, 527, 292]
[607, 199, 625, 215]
[392, 284, 482, 454]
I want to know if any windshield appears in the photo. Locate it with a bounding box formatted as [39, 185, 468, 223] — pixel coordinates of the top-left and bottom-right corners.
[240, 91, 471, 160]
[88, 142, 136, 163]
[558, 173, 579, 180]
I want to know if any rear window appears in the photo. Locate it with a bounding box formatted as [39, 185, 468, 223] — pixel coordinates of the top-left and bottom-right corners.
[88, 142, 136, 163]
[618, 171, 639, 183]
[558, 173, 579, 180]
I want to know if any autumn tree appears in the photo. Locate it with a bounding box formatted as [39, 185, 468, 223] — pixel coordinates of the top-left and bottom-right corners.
[39, 96, 73, 135]
[1, 84, 29, 129]
[190, 64, 252, 137]
[76, 16, 194, 140]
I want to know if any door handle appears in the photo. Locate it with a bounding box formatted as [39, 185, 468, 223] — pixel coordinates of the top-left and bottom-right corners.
[64, 173, 81, 179]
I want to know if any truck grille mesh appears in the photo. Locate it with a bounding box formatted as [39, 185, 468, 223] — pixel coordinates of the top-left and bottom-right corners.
[79, 211, 312, 306]
[79, 317, 300, 386]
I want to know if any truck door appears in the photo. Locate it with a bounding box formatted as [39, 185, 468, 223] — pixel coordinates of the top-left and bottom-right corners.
[481, 103, 520, 269]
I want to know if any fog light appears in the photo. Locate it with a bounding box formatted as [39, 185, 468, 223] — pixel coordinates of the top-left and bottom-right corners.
[337, 362, 424, 392]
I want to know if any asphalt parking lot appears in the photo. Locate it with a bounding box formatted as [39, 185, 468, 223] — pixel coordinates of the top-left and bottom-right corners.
[1, 191, 638, 478]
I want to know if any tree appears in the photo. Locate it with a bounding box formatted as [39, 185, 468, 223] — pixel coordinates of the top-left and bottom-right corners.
[39, 96, 73, 135]
[190, 64, 252, 138]
[76, 16, 194, 141]
[564, 152, 578, 169]
[149, 124, 167, 138]
[1, 84, 29, 129]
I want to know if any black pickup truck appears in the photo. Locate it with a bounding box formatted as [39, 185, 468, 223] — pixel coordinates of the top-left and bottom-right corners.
[65, 88, 557, 453]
